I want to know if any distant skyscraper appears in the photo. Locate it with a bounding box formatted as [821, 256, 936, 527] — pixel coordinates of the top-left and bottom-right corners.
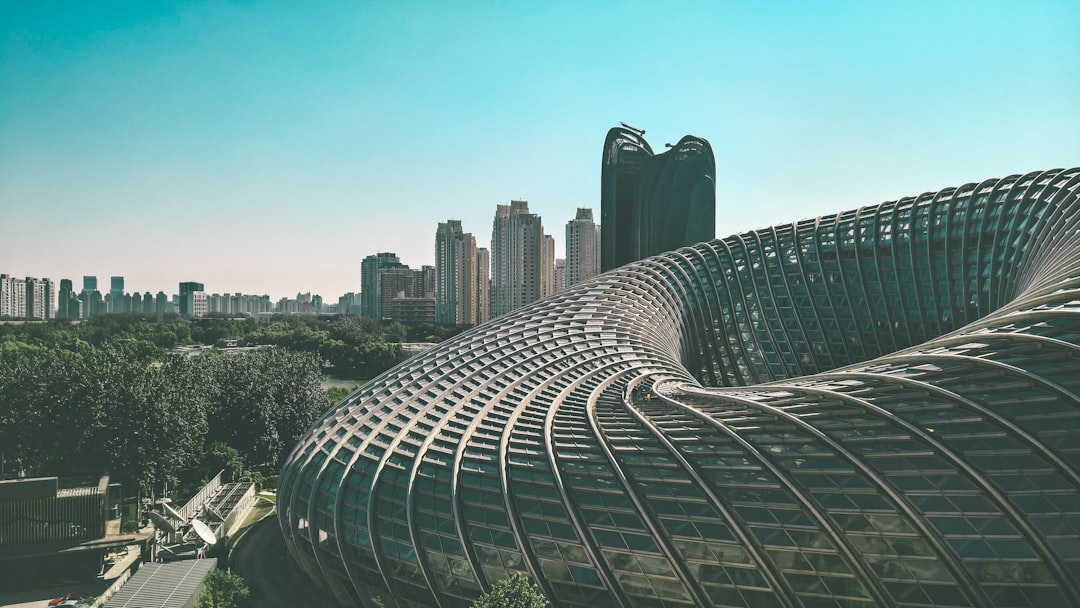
[541, 234, 556, 298]
[475, 248, 490, 325]
[178, 281, 207, 317]
[0, 274, 26, 318]
[24, 277, 52, 320]
[565, 207, 601, 287]
[601, 124, 715, 271]
[490, 205, 511, 317]
[109, 276, 125, 313]
[419, 265, 435, 298]
[435, 220, 465, 325]
[0, 274, 12, 317]
[79, 276, 103, 318]
[57, 279, 80, 319]
[338, 292, 362, 315]
[436, 220, 488, 326]
[554, 258, 566, 293]
[457, 235, 482, 325]
[361, 252, 407, 319]
[490, 200, 547, 317]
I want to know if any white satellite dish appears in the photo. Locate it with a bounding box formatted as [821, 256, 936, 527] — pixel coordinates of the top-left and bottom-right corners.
[190, 518, 218, 545]
[148, 510, 176, 534]
[162, 502, 185, 521]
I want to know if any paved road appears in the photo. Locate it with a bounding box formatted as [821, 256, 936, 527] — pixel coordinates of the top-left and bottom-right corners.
[233, 516, 344, 608]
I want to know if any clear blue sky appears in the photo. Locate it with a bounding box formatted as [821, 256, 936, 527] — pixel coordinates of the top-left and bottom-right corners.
[3, 1, 1078, 300]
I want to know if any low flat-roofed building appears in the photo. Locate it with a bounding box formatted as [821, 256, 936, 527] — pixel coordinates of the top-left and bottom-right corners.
[0, 475, 153, 589]
[104, 558, 217, 608]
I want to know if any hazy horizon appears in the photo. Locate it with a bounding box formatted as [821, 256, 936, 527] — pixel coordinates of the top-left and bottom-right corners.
[3, 1, 1078, 300]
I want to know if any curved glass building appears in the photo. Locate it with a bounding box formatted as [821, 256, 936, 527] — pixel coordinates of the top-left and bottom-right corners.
[280, 168, 1080, 608]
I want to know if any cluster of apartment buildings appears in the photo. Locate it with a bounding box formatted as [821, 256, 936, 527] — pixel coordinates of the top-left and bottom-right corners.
[0, 275, 332, 320]
[361, 202, 601, 327]
[2, 203, 602, 326]
[0, 274, 54, 320]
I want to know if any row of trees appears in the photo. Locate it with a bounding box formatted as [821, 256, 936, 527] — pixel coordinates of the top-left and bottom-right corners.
[0, 314, 465, 379]
[0, 312, 470, 495]
[0, 339, 328, 496]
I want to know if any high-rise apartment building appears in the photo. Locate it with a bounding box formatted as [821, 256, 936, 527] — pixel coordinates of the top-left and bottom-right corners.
[435, 220, 465, 325]
[541, 234, 556, 297]
[109, 276, 125, 314]
[601, 124, 715, 271]
[554, 258, 566, 292]
[0, 275, 51, 319]
[565, 207, 601, 287]
[207, 293, 272, 316]
[0, 275, 25, 318]
[490, 200, 548, 318]
[25, 277, 52, 320]
[361, 253, 407, 319]
[458, 237, 484, 325]
[0, 274, 12, 317]
[178, 281, 207, 317]
[475, 248, 490, 325]
[57, 279, 80, 319]
[155, 291, 169, 314]
[78, 276, 104, 318]
[338, 292, 362, 316]
[490, 204, 513, 318]
[436, 220, 489, 326]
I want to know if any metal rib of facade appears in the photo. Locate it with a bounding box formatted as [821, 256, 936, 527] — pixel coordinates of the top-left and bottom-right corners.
[279, 168, 1080, 608]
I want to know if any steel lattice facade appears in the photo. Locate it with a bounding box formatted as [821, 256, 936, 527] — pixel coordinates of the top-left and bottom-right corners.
[279, 168, 1080, 608]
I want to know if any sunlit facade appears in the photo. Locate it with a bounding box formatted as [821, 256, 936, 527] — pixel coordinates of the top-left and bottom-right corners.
[280, 168, 1080, 608]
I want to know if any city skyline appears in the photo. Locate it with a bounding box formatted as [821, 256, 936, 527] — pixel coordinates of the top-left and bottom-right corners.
[3, 1, 1079, 299]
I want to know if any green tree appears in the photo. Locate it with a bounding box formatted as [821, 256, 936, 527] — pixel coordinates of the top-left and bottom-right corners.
[472, 573, 549, 608]
[325, 384, 360, 406]
[200, 441, 248, 484]
[198, 568, 249, 608]
[0, 339, 208, 492]
[200, 348, 326, 468]
[69, 341, 209, 495]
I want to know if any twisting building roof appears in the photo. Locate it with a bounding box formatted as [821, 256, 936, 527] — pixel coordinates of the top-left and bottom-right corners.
[279, 168, 1080, 608]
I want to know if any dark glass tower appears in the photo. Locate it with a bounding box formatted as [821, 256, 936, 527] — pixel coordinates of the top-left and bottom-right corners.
[600, 124, 716, 272]
[280, 168, 1080, 608]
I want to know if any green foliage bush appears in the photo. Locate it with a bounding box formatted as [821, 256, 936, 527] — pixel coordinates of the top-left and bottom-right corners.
[198, 569, 249, 608]
[472, 573, 549, 608]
